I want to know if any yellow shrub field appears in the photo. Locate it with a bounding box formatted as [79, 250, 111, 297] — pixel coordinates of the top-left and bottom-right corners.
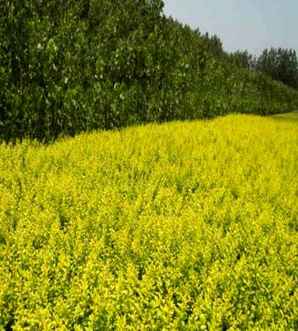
[0, 114, 297, 330]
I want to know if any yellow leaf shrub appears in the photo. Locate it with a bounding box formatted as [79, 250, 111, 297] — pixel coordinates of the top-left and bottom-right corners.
[0, 114, 297, 330]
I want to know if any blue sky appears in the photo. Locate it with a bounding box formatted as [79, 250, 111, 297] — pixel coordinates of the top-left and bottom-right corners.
[163, 0, 298, 55]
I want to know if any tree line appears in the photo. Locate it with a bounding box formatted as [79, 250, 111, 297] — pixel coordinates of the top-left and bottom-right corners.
[1, 0, 298, 142]
[229, 48, 298, 90]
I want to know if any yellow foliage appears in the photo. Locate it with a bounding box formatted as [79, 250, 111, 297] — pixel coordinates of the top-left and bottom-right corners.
[0, 115, 297, 330]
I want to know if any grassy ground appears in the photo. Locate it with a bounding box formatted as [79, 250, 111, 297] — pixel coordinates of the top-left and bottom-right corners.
[272, 110, 298, 121]
[0, 114, 297, 330]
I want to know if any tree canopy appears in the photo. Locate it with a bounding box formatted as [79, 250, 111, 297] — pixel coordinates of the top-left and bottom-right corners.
[1, 0, 298, 142]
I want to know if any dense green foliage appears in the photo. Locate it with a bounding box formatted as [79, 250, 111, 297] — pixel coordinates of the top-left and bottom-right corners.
[0, 114, 297, 330]
[229, 50, 255, 71]
[1, 0, 298, 142]
[229, 48, 298, 90]
[256, 48, 298, 90]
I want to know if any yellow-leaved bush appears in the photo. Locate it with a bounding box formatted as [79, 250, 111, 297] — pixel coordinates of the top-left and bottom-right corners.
[0, 114, 297, 330]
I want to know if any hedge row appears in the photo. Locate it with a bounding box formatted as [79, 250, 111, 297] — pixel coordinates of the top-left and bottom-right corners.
[0, 116, 297, 329]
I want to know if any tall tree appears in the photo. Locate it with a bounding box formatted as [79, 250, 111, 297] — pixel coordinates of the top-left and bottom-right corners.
[256, 48, 298, 89]
[229, 50, 256, 70]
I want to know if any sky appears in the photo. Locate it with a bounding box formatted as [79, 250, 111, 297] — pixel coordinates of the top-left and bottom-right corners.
[163, 0, 298, 56]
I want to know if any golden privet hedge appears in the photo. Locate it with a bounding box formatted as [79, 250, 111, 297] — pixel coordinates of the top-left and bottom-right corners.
[0, 114, 297, 330]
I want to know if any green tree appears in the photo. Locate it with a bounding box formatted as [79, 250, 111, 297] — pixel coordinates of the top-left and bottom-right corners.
[0, 1, 298, 142]
[229, 50, 256, 70]
[256, 48, 298, 89]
